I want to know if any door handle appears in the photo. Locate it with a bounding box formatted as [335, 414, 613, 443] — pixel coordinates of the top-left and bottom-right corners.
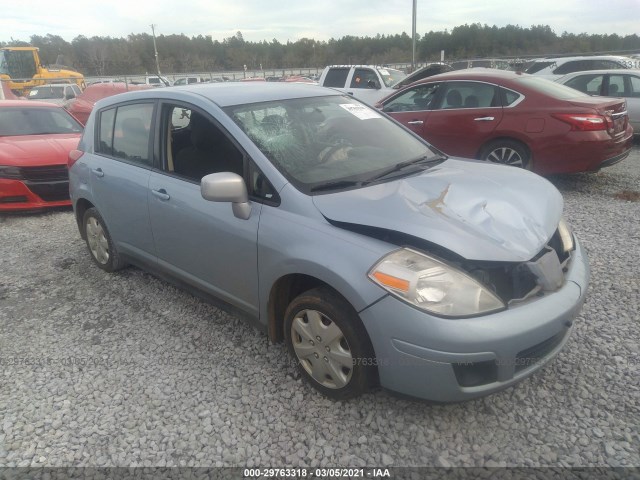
[151, 189, 170, 201]
[474, 116, 495, 121]
[91, 168, 104, 177]
[407, 120, 424, 125]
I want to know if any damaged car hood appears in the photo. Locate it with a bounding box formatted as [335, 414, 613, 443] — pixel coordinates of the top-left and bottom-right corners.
[312, 159, 563, 262]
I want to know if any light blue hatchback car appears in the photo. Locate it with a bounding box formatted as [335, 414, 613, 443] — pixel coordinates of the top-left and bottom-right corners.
[68, 83, 589, 402]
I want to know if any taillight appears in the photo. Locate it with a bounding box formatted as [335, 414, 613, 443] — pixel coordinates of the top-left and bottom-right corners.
[552, 113, 607, 131]
[68, 149, 84, 169]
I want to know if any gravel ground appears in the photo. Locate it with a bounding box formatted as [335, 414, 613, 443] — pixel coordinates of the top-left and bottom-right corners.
[0, 147, 638, 468]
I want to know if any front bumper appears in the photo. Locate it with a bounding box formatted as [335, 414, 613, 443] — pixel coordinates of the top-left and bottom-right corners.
[0, 178, 71, 212]
[359, 239, 590, 402]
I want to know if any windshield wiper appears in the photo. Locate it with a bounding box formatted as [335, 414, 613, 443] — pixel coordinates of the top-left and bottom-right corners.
[310, 180, 362, 193]
[364, 155, 445, 184]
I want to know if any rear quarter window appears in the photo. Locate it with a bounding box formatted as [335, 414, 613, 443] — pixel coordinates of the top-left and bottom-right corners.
[501, 88, 522, 106]
[97, 108, 116, 155]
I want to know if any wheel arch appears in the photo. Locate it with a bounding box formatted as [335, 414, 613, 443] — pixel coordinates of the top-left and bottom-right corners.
[476, 135, 533, 160]
[268, 273, 344, 344]
[74, 197, 95, 239]
[476, 136, 533, 162]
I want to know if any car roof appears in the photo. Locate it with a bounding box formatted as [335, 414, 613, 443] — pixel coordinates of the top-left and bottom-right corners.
[531, 55, 631, 62]
[0, 100, 60, 108]
[557, 68, 640, 79]
[98, 82, 342, 107]
[324, 65, 404, 72]
[410, 68, 528, 85]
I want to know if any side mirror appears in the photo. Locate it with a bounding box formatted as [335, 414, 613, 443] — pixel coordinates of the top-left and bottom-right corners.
[200, 172, 251, 220]
[367, 79, 381, 89]
[65, 92, 76, 100]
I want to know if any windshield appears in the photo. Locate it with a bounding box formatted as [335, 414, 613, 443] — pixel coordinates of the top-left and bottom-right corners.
[226, 95, 441, 193]
[379, 68, 406, 87]
[28, 86, 65, 99]
[0, 107, 83, 136]
[515, 76, 591, 100]
[0, 51, 8, 75]
[0, 49, 37, 78]
[525, 61, 556, 74]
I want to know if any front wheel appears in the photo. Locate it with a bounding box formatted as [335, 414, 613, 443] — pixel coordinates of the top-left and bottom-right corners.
[480, 140, 531, 169]
[284, 287, 376, 400]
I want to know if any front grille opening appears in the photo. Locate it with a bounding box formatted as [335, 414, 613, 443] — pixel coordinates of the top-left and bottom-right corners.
[453, 360, 498, 387]
[20, 166, 69, 182]
[0, 195, 28, 204]
[26, 182, 70, 202]
[515, 331, 566, 373]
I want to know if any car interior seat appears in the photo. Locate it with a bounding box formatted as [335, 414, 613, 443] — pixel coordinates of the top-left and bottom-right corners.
[607, 84, 619, 96]
[464, 95, 479, 108]
[175, 113, 242, 181]
[445, 90, 462, 108]
[414, 97, 431, 110]
[117, 117, 149, 161]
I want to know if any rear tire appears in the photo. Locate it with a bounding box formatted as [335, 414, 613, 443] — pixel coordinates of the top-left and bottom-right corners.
[480, 140, 531, 169]
[83, 207, 126, 272]
[284, 287, 376, 400]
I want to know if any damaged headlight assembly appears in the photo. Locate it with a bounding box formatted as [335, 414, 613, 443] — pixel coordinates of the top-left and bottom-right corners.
[557, 218, 575, 253]
[368, 248, 505, 317]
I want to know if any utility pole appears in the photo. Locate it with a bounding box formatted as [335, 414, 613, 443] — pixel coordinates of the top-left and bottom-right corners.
[150, 23, 161, 76]
[411, 0, 417, 72]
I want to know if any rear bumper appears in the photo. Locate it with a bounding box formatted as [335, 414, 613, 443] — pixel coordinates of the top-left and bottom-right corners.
[0, 179, 70, 211]
[359, 240, 590, 402]
[533, 127, 633, 175]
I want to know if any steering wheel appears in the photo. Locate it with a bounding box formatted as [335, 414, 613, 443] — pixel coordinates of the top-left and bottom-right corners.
[318, 139, 354, 164]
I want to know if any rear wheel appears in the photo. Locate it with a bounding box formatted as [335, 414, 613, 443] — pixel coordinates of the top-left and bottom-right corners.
[480, 140, 530, 169]
[284, 287, 375, 400]
[83, 208, 126, 272]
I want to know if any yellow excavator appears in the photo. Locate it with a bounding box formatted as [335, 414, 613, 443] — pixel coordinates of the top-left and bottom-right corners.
[0, 46, 85, 96]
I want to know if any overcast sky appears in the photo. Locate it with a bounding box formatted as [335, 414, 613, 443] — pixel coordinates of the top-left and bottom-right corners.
[2, 0, 638, 44]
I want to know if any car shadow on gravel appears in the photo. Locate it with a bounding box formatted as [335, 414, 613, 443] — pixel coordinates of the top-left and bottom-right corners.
[0, 206, 73, 223]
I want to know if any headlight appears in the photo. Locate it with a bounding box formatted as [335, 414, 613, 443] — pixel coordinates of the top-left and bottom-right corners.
[0, 166, 22, 179]
[368, 248, 505, 317]
[557, 218, 575, 253]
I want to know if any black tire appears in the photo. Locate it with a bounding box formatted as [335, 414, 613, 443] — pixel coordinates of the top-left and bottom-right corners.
[82, 207, 126, 272]
[284, 287, 376, 400]
[480, 140, 531, 169]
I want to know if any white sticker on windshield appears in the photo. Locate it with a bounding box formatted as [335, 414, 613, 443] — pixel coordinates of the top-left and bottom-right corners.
[379, 69, 390, 75]
[339, 104, 382, 120]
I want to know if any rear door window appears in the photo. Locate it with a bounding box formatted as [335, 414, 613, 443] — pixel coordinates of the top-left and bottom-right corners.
[323, 68, 349, 88]
[606, 75, 627, 96]
[564, 74, 604, 95]
[96, 103, 154, 166]
[629, 75, 640, 97]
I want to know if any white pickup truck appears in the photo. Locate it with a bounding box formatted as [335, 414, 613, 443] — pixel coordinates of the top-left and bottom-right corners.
[318, 65, 407, 105]
[318, 64, 454, 105]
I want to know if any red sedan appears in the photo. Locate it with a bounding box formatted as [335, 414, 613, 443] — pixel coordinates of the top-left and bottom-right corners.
[66, 82, 152, 125]
[376, 69, 634, 174]
[0, 100, 82, 211]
